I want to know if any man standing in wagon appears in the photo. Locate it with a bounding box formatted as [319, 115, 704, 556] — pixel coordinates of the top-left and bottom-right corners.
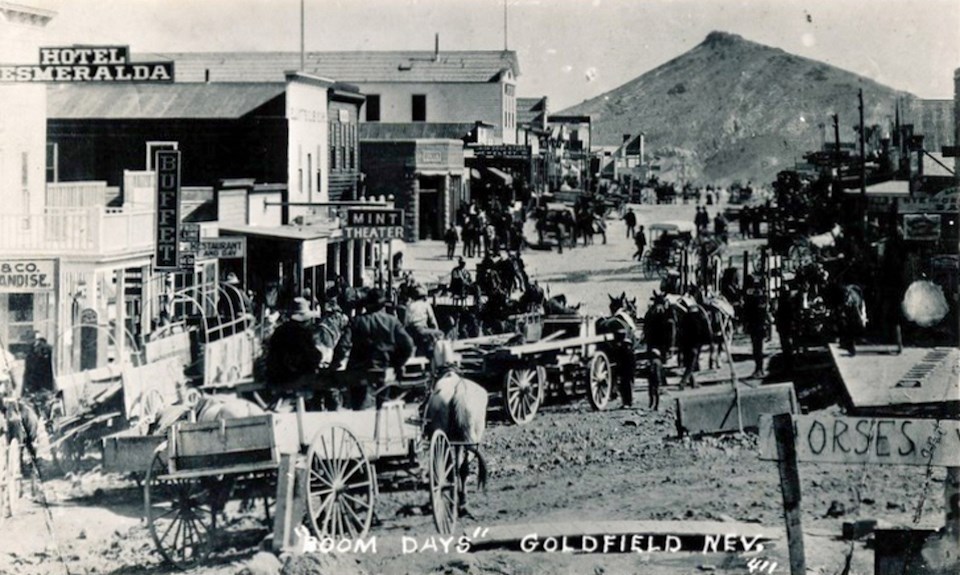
[333, 289, 415, 410]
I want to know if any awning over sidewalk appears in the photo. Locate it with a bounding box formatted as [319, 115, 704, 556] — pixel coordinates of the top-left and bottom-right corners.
[486, 167, 514, 185]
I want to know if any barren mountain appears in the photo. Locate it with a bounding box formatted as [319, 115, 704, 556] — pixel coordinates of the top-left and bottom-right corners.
[561, 31, 924, 186]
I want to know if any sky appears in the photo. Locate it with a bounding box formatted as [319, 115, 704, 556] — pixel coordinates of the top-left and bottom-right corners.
[28, 0, 960, 109]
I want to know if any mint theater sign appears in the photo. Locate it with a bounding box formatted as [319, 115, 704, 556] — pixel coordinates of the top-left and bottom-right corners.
[0, 46, 173, 83]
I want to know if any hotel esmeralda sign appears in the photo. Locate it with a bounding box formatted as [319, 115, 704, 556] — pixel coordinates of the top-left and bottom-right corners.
[0, 46, 173, 83]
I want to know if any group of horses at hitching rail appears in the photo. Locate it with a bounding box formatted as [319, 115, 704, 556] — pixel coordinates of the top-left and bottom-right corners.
[1, 222, 869, 570]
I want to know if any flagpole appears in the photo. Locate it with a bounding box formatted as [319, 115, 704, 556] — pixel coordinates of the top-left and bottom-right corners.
[300, 0, 305, 71]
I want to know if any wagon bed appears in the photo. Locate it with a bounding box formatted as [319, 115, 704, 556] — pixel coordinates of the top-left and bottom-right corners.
[454, 315, 621, 424]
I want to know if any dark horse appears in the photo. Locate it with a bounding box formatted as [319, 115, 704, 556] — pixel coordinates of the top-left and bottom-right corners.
[642, 291, 678, 365]
[595, 292, 642, 406]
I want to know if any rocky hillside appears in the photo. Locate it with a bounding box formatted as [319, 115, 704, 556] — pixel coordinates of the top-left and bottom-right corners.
[561, 31, 922, 186]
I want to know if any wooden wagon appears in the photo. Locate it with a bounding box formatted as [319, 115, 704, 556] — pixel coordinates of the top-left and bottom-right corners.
[142, 369, 460, 570]
[453, 315, 621, 425]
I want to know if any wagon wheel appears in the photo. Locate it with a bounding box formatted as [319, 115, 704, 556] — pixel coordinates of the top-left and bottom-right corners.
[587, 351, 613, 411]
[52, 435, 83, 476]
[144, 449, 215, 569]
[0, 435, 8, 520]
[502, 365, 545, 425]
[429, 430, 458, 534]
[304, 425, 375, 540]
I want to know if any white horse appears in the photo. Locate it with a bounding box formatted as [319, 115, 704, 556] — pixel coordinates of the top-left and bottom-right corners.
[422, 342, 488, 516]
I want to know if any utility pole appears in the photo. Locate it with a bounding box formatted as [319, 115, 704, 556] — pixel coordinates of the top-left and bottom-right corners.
[300, 0, 305, 71]
[503, 0, 508, 51]
[858, 89, 866, 197]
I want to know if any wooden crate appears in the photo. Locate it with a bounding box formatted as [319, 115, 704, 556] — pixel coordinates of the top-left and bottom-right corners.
[171, 414, 280, 472]
[101, 429, 166, 474]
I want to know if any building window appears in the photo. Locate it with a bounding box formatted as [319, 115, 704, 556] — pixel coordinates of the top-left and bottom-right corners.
[8, 293, 35, 345]
[146, 141, 178, 171]
[412, 94, 427, 122]
[307, 153, 313, 195]
[366, 95, 381, 122]
[330, 142, 337, 171]
[46, 143, 58, 183]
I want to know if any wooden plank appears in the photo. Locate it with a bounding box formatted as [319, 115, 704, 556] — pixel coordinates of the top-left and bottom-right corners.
[174, 415, 277, 458]
[773, 413, 806, 575]
[759, 414, 960, 467]
[676, 383, 797, 436]
[502, 333, 614, 357]
[101, 430, 165, 474]
[272, 454, 298, 552]
[160, 460, 278, 480]
[830, 344, 959, 410]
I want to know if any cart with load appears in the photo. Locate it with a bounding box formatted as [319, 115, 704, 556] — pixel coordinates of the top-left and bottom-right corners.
[142, 365, 459, 570]
[452, 314, 622, 425]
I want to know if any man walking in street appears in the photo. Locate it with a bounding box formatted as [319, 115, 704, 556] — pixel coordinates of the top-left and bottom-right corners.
[741, 274, 768, 378]
[647, 348, 665, 411]
[443, 225, 459, 260]
[623, 207, 637, 238]
[633, 225, 647, 261]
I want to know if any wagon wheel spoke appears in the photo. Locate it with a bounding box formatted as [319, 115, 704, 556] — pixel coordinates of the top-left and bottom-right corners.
[587, 351, 612, 411]
[145, 451, 216, 569]
[429, 430, 458, 534]
[503, 367, 542, 425]
[305, 426, 374, 540]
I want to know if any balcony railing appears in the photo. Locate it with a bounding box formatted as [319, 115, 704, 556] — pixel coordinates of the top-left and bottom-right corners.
[0, 206, 155, 257]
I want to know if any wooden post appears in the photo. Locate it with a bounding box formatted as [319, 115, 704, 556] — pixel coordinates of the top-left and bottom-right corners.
[272, 454, 298, 552]
[946, 467, 960, 553]
[773, 413, 806, 575]
[743, 250, 749, 277]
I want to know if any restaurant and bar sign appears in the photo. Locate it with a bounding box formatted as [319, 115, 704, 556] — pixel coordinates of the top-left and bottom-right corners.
[344, 209, 405, 240]
[154, 150, 181, 270]
[197, 238, 246, 259]
[0, 259, 56, 293]
[0, 46, 174, 83]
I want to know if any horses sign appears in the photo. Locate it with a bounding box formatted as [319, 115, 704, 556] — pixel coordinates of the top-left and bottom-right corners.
[759, 414, 960, 467]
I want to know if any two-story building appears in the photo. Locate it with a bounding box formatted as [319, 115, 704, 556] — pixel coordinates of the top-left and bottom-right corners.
[159, 46, 520, 145]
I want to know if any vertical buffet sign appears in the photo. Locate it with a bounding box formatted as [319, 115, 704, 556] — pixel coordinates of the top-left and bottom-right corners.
[154, 150, 181, 270]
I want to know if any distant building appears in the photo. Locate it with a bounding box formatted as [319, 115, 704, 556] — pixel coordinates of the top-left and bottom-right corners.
[158, 47, 520, 144]
[48, 73, 333, 221]
[0, 1, 56, 358]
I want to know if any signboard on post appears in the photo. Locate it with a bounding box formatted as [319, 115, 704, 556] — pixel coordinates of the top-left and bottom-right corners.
[343, 208, 404, 240]
[154, 150, 181, 270]
[902, 214, 942, 241]
[197, 237, 246, 259]
[471, 145, 531, 159]
[0, 259, 56, 292]
[759, 414, 960, 467]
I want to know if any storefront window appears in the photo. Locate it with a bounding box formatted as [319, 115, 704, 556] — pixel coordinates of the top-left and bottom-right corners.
[8, 293, 35, 346]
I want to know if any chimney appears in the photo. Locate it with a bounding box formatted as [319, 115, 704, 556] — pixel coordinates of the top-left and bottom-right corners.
[434, 33, 440, 61]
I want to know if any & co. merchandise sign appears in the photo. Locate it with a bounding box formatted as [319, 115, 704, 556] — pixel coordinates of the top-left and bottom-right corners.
[0, 259, 56, 293]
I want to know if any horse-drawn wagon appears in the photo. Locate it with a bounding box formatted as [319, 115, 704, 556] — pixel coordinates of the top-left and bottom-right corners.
[452, 314, 626, 425]
[142, 368, 463, 570]
[641, 220, 695, 279]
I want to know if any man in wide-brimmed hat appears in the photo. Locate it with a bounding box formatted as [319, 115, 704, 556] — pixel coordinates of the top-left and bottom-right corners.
[332, 288, 414, 410]
[265, 297, 322, 392]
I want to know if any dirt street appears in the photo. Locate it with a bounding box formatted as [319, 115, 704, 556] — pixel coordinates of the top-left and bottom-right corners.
[0, 204, 947, 575]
